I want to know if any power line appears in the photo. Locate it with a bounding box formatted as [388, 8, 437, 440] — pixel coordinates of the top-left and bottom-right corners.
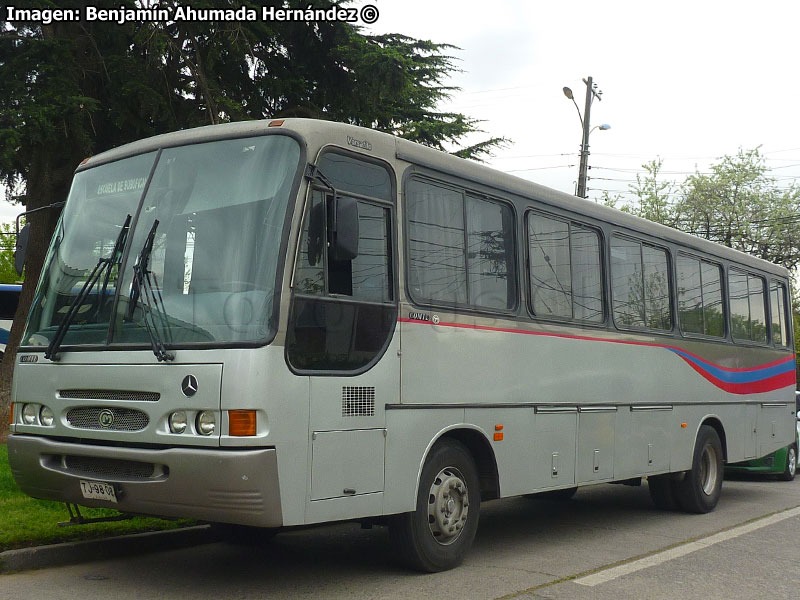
[504, 165, 576, 173]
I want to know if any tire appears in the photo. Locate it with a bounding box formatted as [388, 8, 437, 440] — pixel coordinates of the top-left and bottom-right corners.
[674, 425, 724, 513]
[648, 475, 680, 510]
[389, 439, 480, 572]
[779, 445, 797, 482]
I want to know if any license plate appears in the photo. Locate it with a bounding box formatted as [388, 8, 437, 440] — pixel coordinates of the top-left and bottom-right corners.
[79, 480, 118, 503]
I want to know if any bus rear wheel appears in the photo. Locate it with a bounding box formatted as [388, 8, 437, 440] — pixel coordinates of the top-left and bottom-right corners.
[674, 425, 723, 513]
[389, 439, 480, 572]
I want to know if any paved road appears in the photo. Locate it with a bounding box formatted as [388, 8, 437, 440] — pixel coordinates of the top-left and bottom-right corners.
[2, 475, 799, 599]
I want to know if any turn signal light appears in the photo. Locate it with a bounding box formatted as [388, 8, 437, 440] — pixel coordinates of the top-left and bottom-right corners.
[268, 119, 285, 127]
[8, 402, 13, 425]
[229, 410, 257, 436]
[494, 424, 504, 441]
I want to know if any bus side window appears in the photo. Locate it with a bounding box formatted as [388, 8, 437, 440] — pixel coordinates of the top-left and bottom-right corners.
[527, 212, 603, 322]
[610, 236, 671, 331]
[729, 268, 768, 344]
[406, 179, 516, 311]
[770, 280, 790, 347]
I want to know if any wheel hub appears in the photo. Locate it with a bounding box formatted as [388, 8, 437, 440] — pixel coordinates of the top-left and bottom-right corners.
[700, 443, 719, 496]
[427, 467, 469, 545]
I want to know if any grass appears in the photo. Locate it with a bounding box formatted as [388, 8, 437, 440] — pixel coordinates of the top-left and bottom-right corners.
[0, 444, 193, 552]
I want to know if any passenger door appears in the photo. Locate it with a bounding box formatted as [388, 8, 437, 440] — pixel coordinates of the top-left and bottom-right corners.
[286, 151, 398, 514]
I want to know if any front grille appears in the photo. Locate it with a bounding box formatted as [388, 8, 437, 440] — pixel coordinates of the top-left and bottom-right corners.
[66, 407, 149, 431]
[342, 386, 375, 417]
[60, 389, 160, 402]
[63, 455, 157, 480]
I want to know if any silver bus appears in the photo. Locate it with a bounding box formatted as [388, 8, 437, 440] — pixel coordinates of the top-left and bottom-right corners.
[8, 119, 796, 571]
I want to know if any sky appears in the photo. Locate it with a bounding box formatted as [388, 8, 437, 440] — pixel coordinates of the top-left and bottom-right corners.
[2, 0, 799, 223]
[361, 0, 800, 203]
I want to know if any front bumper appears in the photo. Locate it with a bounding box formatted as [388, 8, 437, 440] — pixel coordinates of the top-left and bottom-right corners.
[7, 435, 283, 527]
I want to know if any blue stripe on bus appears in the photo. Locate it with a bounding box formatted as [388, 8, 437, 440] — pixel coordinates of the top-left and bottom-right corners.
[667, 349, 795, 384]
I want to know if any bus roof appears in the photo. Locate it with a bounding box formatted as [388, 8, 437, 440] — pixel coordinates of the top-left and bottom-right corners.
[79, 119, 790, 279]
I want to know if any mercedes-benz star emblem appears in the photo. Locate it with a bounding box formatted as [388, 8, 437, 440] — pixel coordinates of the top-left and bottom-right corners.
[182, 375, 198, 397]
[98, 409, 115, 428]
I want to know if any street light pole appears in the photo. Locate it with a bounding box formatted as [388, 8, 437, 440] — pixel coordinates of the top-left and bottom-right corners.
[577, 76, 597, 199]
[563, 76, 605, 199]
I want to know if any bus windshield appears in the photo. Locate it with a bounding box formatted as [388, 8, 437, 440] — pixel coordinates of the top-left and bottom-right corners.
[24, 134, 301, 350]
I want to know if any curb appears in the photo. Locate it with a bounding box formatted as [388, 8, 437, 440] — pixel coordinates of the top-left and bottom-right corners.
[0, 525, 219, 573]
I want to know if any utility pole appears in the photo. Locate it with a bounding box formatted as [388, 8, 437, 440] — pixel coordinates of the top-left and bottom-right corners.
[564, 77, 606, 199]
[577, 76, 602, 199]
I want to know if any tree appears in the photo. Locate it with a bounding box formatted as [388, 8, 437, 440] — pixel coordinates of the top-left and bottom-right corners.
[612, 149, 800, 272]
[625, 158, 676, 226]
[0, 223, 22, 284]
[673, 148, 800, 269]
[0, 0, 505, 436]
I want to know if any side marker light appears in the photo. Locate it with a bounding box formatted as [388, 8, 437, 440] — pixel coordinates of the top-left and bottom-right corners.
[494, 424, 504, 441]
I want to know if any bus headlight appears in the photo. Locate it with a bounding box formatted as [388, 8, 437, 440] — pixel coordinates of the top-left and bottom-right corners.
[196, 411, 216, 436]
[22, 403, 38, 425]
[169, 411, 187, 434]
[39, 406, 54, 427]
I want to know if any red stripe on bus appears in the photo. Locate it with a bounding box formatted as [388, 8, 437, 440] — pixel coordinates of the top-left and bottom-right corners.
[681, 358, 797, 394]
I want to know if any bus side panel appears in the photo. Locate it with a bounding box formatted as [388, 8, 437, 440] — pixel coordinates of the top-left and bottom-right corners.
[758, 402, 796, 457]
[576, 409, 616, 482]
[383, 408, 465, 515]
[399, 316, 748, 412]
[222, 346, 312, 527]
[465, 407, 534, 496]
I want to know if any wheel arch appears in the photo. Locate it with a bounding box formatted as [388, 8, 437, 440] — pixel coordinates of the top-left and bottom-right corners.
[417, 426, 500, 503]
[698, 416, 728, 463]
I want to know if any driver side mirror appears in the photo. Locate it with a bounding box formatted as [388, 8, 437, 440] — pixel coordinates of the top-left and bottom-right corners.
[329, 194, 359, 262]
[15, 223, 30, 276]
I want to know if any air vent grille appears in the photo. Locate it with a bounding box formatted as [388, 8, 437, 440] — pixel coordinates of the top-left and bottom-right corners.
[60, 389, 160, 402]
[66, 407, 149, 431]
[342, 386, 375, 417]
[63, 455, 156, 480]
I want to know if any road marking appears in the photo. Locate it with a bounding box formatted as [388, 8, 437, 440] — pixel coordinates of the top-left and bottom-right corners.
[574, 505, 800, 587]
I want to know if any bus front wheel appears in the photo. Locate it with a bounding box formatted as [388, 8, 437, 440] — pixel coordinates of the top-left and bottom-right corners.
[389, 439, 480, 572]
[674, 425, 724, 513]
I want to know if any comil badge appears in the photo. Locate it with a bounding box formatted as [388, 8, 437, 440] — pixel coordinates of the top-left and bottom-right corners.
[98, 409, 115, 428]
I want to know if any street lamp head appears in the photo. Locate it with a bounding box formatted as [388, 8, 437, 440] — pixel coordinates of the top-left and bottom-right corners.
[589, 123, 612, 134]
[562, 87, 574, 100]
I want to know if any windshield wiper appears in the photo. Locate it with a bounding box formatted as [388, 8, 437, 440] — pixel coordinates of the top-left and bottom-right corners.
[45, 214, 132, 361]
[128, 220, 174, 362]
